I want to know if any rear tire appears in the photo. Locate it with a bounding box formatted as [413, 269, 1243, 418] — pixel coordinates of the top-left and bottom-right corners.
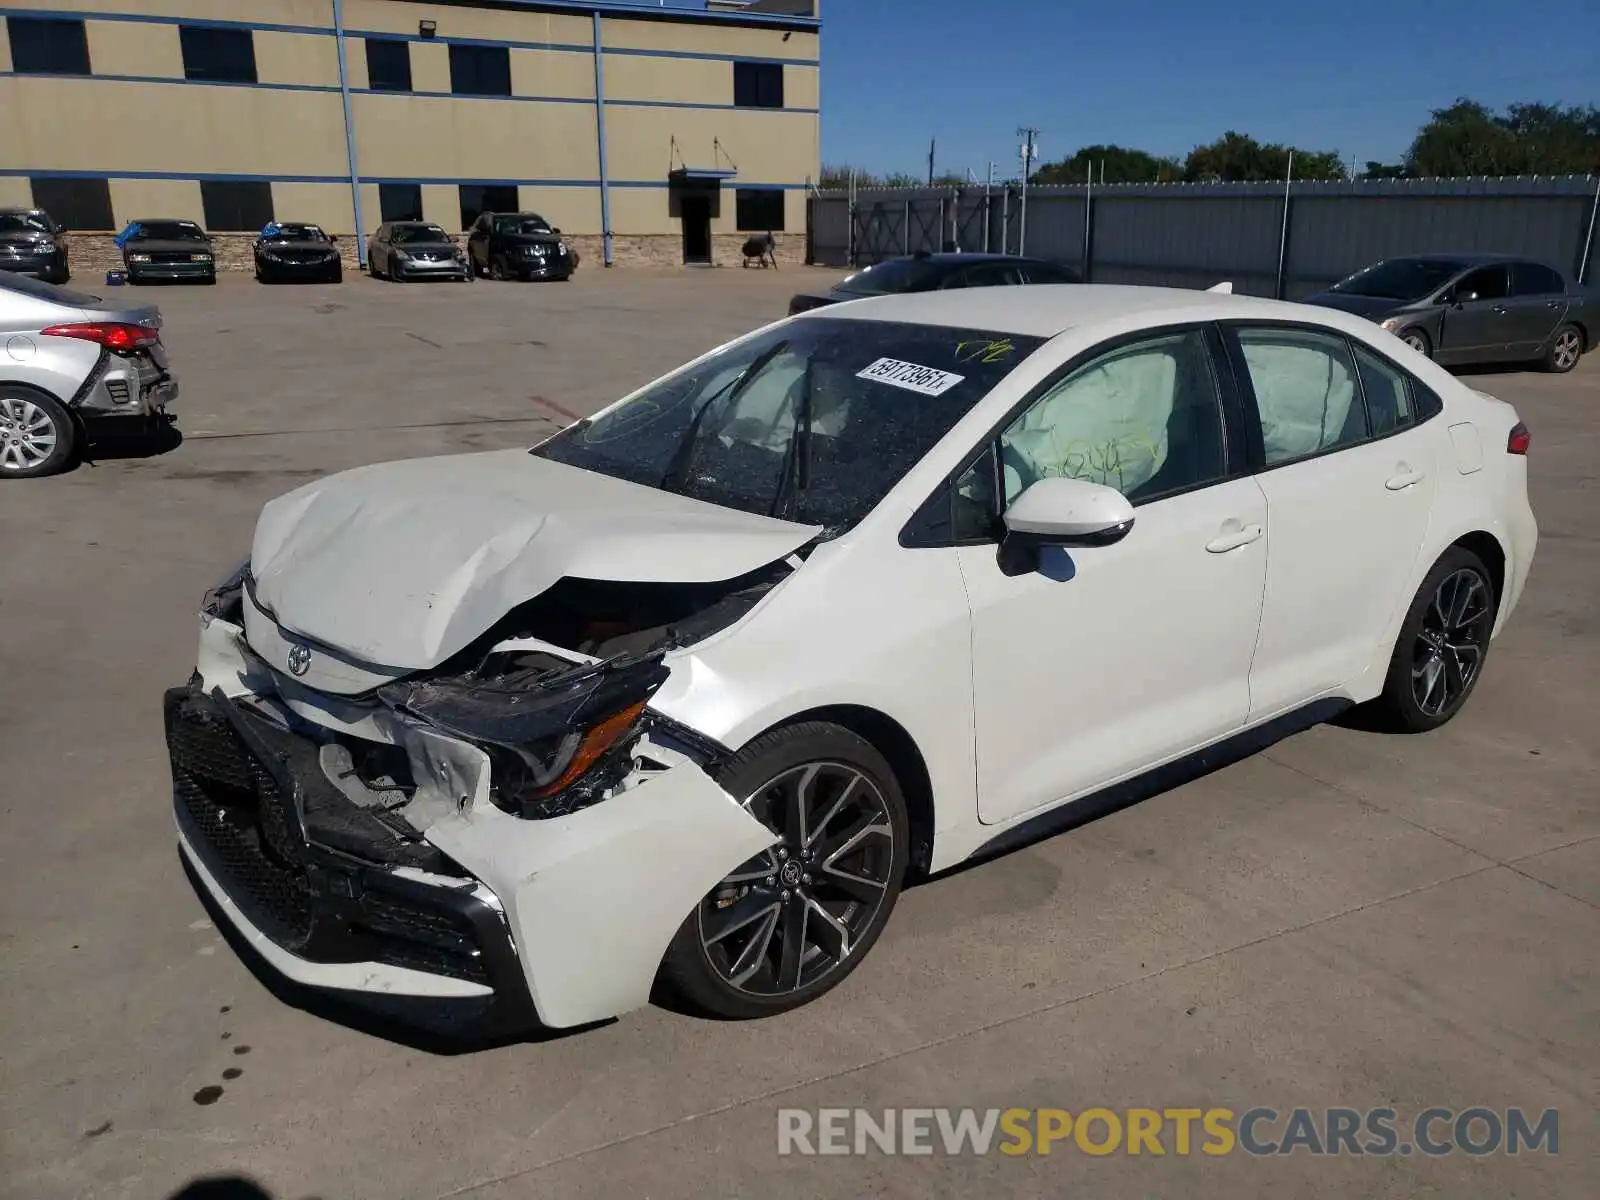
[0, 387, 75, 479]
[1364, 546, 1497, 733]
[656, 721, 909, 1019]
[1543, 324, 1582, 373]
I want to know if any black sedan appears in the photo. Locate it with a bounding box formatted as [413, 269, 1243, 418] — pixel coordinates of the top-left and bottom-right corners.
[254, 222, 342, 283]
[1305, 254, 1596, 373]
[366, 222, 471, 283]
[0, 207, 71, 284]
[466, 211, 578, 281]
[789, 252, 1081, 315]
[121, 219, 216, 284]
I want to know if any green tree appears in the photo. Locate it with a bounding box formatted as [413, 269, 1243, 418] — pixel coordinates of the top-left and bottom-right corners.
[1403, 99, 1600, 176]
[1359, 161, 1410, 180]
[1183, 131, 1345, 181]
[1032, 144, 1182, 185]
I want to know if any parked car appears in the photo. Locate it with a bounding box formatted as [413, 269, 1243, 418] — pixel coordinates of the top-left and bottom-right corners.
[0, 271, 178, 478]
[0, 207, 71, 284]
[1305, 254, 1596, 373]
[789, 252, 1082, 315]
[253, 222, 342, 284]
[466, 211, 578, 281]
[367, 222, 471, 283]
[167, 285, 1534, 1033]
[120, 219, 216, 284]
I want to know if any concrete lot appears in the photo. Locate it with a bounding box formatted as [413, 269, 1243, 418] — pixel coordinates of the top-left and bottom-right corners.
[1, 270, 1595, 1200]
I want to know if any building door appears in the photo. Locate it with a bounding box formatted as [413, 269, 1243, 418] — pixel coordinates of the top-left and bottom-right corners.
[681, 195, 712, 264]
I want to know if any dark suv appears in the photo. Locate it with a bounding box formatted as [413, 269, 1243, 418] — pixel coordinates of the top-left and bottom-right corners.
[466, 212, 577, 281]
[0, 207, 71, 284]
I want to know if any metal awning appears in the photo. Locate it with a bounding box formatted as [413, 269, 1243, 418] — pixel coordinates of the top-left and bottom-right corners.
[669, 167, 738, 183]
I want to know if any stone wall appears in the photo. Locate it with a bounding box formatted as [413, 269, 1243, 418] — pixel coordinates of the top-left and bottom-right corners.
[64, 230, 807, 279]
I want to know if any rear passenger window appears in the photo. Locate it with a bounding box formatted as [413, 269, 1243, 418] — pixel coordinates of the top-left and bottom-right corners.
[1353, 345, 1414, 437]
[1237, 328, 1368, 466]
[1510, 262, 1565, 297]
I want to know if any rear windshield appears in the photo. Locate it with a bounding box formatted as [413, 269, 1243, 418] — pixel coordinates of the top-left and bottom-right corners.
[1331, 258, 1465, 301]
[0, 270, 102, 306]
[839, 259, 944, 295]
[130, 221, 206, 242]
[534, 317, 1044, 535]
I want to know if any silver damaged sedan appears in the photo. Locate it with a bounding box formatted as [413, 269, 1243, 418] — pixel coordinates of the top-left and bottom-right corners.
[0, 271, 179, 478]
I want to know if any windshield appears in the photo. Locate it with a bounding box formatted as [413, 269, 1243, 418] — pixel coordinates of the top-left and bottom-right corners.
[1331, 258, 1465, 301]
[131, 221, 205, 242]
[839, 259, 944, 295]
[265, 223, 328, 241]
[0, 213, 52, 235]
[0, 270, 102, 306]
[533, 318, 1043, 534]
[393, 224, 449, 245]
[495, 214, 553, 235]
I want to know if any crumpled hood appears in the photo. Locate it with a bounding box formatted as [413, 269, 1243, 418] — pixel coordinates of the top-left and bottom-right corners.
[248, 448, 821, 670]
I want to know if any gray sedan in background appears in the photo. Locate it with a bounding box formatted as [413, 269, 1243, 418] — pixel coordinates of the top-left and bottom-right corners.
[0, 272, 178, 478]
[1306, 253, 1596, 373]
[366, 222, 472, 283]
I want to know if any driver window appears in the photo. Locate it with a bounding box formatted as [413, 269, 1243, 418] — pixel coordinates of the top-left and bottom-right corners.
[997, 330, 1226, 506]
[1454, 265, 1508, 302]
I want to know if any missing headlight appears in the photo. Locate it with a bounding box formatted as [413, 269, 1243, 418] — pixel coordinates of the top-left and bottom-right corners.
[377, 651, 670, 819]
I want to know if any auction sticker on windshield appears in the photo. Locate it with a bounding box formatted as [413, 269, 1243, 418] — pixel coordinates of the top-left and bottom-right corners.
[856, 358, 966, 396]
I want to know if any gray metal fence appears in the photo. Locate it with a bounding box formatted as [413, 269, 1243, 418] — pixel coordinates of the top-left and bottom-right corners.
[806, 176, 1600, 298]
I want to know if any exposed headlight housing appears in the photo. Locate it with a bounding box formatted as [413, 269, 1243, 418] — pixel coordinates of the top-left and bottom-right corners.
[378, 651, 669, 819]
[201, 558, 249, 624]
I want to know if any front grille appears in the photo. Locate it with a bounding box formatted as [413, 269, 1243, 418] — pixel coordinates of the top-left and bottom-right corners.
[167, 689, 492, 986]
[168, 695, 315, 947]
[151, 251, 198, 263]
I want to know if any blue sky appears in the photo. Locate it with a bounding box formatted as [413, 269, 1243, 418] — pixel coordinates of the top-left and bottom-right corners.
[748, 0, 1597, 178]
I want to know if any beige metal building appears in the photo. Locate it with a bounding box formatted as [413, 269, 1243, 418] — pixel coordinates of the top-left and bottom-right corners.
[0, 0, 820, 268]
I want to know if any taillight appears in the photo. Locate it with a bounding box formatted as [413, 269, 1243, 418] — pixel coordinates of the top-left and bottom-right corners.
[40, 322, 159, 352]
[1507, 422, 1531, 455]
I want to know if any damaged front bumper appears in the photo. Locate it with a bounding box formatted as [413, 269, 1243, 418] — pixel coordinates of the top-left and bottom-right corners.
[169, 614, 776, 1033]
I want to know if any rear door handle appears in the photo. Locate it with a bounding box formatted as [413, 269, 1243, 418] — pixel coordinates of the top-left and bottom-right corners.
[1205, 523, 1264, 553]
[1386, 469, 1425, 491]
[1546, 300, 1563, 309]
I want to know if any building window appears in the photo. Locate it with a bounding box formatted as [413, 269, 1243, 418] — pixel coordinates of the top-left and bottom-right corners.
[449, 44, 511, 97]
[379, 183, 424, 223]
[735, 189, 786, 232]
[201, 180, 274, 231]
[459, 184, 519, 230]
[30, 177, 114, 230]
[179, 26, 258, 84]
[7, 16, 91, 75]
[364, 38, 412, 92]
[733, 61, 783, 109]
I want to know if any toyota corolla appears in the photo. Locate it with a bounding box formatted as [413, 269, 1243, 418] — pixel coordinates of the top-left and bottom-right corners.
[166, 286, 1536, 1033]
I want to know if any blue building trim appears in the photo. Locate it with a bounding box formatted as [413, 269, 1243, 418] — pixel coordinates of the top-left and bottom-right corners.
[0, 167, 811, 190]
[0, 69, 341, 93]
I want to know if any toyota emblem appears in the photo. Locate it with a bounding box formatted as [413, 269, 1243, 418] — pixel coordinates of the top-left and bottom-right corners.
[286, 643, 312, 676]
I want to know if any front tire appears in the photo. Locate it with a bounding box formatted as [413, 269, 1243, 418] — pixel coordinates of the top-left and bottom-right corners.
[1400, 328, 1432, 358]
[1365, 546, 1497, 733]
[657, 722, 909, 1019]
[0, 387, 75, 479]
[1544, 324, 1582, 373]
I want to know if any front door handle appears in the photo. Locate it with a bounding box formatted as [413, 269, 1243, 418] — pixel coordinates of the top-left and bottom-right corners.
[1205, 523, 1264, 553]
[1546, 300, 1563, 309]
[1386, 469, 1426, 491]
[1491, 304, 1508, 315]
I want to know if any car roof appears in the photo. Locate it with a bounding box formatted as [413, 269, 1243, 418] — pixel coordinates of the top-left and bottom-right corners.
[0, 206, 48, 215]
[801, 283, 1363, 338]
[130, 217, 201, 225]
[874, 252, 1055, 266]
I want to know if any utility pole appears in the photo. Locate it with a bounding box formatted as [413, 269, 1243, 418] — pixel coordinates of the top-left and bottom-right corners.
[1017, 127, 1039, 255]
[927, 139, 936, 186]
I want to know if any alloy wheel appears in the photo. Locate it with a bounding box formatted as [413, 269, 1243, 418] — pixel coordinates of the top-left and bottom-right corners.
[1411, 568, 1491, 717]
[1553, 329, 1581, 371]
[0, 396, 59, 472]
[697, 762, 896, 997]
[1404, 332, 1429, 355]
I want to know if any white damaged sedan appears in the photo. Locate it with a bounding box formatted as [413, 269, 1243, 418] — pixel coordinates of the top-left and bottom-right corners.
[169, 286, 1536, 1032]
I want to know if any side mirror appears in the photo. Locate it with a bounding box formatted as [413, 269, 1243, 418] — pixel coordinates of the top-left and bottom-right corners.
[329, 235, 338, 243]
[1454, 290, 1478, 306]
[998, 477, 1134, 577]
[552, 227, 562, 235]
